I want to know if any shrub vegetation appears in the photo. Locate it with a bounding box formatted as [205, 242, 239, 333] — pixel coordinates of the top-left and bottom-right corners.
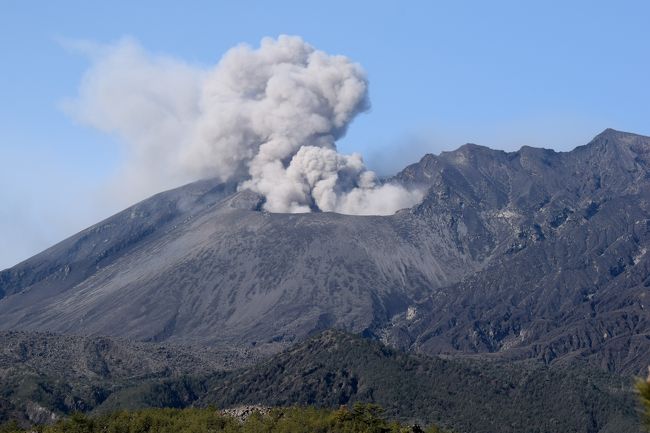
[0, 404, 444, 433]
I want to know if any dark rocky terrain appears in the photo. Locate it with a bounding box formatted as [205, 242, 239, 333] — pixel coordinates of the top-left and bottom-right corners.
[0, 330, 255, 380]
[0, 331, 641, 433]
[194, 330, 640, 433]
[385, 129, 650, 375]
[0, 331, 256, 424]
[0, 128, 648, 374]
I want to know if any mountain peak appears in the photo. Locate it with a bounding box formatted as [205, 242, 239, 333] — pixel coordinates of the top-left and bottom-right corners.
[582, 128, 650, 160]
[591, 127, 649, 143]
[448, 142, 506, 156]
[597, 127, 620, 136]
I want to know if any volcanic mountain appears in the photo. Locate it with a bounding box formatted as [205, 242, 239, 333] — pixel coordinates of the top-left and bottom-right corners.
[1, 128, 649, 374]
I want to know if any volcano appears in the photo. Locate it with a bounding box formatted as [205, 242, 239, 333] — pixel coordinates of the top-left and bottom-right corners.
[1, 128, 649, 374]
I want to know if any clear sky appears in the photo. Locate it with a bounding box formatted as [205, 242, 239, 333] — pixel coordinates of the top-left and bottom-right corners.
[1, 0, 649, 269]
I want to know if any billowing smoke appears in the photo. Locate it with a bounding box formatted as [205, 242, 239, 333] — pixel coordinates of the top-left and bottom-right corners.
[65, 35, 423, 215]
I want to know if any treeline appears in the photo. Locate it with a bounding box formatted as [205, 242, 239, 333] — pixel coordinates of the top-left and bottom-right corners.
[0, 404, 445, 433]
[639, 375, 650, 431]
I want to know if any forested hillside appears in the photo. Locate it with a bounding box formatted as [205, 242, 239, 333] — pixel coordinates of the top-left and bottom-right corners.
[0, 331, 641, 433]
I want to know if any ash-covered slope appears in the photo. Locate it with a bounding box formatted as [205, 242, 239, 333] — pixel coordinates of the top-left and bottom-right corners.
[0, 172, 479, 348]
[1, 129, 649, 373]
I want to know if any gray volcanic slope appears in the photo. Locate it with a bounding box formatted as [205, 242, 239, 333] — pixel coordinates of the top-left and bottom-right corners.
[1, 129, 649, 374]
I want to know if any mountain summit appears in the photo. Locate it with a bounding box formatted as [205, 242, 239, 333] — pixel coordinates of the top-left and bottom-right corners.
[1, 129, 649, 374]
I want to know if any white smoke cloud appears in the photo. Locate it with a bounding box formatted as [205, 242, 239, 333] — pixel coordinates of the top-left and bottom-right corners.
[62, 38, 204, 200]
[65, 35, 423, 215]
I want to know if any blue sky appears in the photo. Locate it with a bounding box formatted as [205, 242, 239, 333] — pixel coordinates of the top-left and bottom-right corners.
[1, 0, 650, 268]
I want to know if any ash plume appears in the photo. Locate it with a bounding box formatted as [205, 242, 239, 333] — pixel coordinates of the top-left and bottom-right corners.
[65, 35, 423, 215]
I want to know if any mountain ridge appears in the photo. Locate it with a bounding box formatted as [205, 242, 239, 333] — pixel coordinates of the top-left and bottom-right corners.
[1, 129, 649, 374]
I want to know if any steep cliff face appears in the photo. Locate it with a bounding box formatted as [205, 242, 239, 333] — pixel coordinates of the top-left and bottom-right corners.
[1, 129, 649, 373]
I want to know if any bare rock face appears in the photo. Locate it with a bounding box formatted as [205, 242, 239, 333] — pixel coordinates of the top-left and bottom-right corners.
[24, 401, 58, 425]
[220, 405, 271, 422]
[1, 128, 649, 374]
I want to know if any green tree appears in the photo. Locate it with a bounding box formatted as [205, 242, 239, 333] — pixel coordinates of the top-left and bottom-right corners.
[638, 368, 650, 431]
